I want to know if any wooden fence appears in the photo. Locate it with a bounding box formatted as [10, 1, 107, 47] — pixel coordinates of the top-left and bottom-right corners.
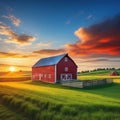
[61, 79, 113, 88]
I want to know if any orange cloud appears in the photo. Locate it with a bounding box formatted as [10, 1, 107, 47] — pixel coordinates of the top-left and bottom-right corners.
[66, 14, 120, 57]
[0, 22, 36, 45]
[3, 15, 21, 26]
[37, 42, 51, 47]
[0, 63, 29, 67]
[33, 49, 65, 55]
[0, 52, 18, 57]
[0, 51, 36, 58]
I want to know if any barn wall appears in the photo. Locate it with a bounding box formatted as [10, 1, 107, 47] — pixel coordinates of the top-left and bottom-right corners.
[56, 56, 77, 82]
[32, 65, 55, 83]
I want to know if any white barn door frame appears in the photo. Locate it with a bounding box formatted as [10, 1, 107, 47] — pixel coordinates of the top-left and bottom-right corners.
[60, 73, 72, 81]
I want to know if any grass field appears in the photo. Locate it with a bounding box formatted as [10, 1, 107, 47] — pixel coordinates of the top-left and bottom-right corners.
[78, 69, 120, 80]
[79, 69, 120, 76]
[0, 80, 120, 120]
[0, 70, 120, 120]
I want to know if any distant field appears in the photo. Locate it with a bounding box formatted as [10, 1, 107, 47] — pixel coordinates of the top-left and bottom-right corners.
[0, 80, 120, 120]
[0, 71, 31, 78]
[78, 69, 120, 76]
[78, 75, 120, 80]
[0, 71, 31, 82]
[78, 69, 120, 80]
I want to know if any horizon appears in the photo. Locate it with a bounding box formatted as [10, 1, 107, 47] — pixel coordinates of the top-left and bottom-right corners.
[1, 65, 120, 73]
[0, 0, 120, 72]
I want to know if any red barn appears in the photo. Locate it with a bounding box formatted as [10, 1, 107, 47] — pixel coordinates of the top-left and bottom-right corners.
[110, 71, 119, 76]
[32, 53, 77, 83]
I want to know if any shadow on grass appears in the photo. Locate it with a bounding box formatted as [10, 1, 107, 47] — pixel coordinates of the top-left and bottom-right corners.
[25, 80, 67, 89]
[82, 83, 117, 90]
[82, 82, 120, 100]
[25, 80, 120, 100]
[26, 80, 118, 90]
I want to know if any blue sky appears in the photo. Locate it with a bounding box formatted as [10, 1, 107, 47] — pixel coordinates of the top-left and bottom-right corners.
[2, 0, 120, 45]
[0, 0, 120, 71]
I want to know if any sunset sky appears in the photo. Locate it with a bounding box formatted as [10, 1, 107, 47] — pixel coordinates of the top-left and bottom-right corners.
[0, 0, 120, 71]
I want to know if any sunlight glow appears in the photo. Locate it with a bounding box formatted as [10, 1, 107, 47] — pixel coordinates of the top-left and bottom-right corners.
[9, 66, 16, 72]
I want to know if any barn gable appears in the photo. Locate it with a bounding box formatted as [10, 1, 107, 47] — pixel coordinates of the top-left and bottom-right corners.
[59, 55, 77, 68]
[32, 53, 67, 67]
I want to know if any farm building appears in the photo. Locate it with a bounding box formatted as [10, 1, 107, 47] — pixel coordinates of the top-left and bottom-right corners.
[32, 53, 77, 83]
[110, 71, 119, 76]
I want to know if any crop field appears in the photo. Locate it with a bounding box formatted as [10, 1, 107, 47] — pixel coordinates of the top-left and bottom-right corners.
[0, 80, 120, 120]
[0, 70, 120, 120]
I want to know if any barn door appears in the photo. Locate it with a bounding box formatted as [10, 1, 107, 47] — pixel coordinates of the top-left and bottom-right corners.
[61, 74, 72, 81]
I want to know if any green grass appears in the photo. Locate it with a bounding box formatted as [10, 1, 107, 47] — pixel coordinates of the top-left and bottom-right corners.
[0, 80, 120, 120]
[79, 69, 120, 76]
[0, 101, 27, 120]
[78, 69, 120, 80]
[78, 75, 120, 80]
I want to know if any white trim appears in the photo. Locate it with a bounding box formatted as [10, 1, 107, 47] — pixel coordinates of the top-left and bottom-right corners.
[39, 74, 41, 80]
[76, 68, 78, 80]
[60, 73, 72, 81]
[44, 74, 46, 78]
[55, 65, 57, 83]
[65, 57, 68, 62]
[48, 74, 51, 78]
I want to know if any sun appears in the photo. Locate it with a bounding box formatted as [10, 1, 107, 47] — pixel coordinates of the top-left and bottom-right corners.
[9, 66, 16, 72]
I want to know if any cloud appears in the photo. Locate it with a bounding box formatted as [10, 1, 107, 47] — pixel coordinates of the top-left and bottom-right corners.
[21, 54, 37, 58]
[0, 22, 36, 45]
[66, 14, 120, 57]
[33, 49, 65, 55]
[87, 15, 94, 19]
[3, 15, 21, 26]
[0, 63, 29, 67]
[83, 58, 110, 63]
[0, 51, 18, 57]
[37, 42, 51, 47]
[0, 51, 36, 58]
[65, 20, 71, 25]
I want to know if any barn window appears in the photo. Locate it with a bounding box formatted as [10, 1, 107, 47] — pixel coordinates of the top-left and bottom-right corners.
[39, 74, 41, 80]
[65, 67, 68, 72]
[48, 74, 51, 78]
[32, 75, 35, 79]
[41, 74, 43, 77]
[44, 74, 46, 78]
[65, 57, 68, 62]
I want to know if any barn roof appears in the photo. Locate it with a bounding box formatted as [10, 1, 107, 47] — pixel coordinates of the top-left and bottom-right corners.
[110, 71, 119, 75]
[32, 53, 67, 67]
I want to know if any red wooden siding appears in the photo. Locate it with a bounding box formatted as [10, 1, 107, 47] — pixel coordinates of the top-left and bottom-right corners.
[56, 56, 77, 82]
[32, 54, 77, 83]
[32, 65, 55, 83]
